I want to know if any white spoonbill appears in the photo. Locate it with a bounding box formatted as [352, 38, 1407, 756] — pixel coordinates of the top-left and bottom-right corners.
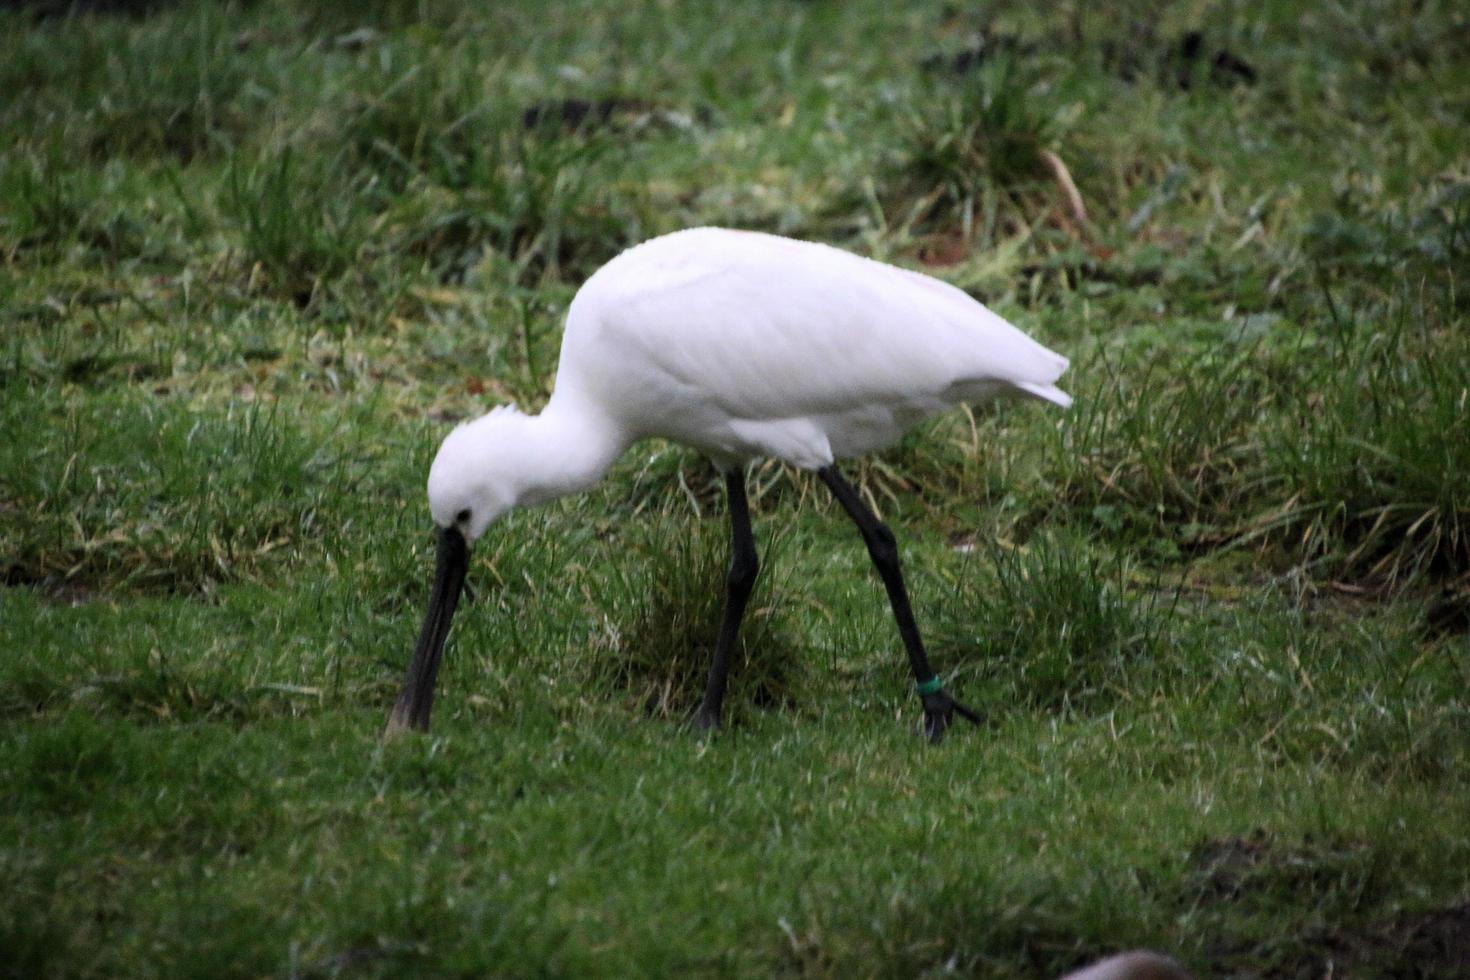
[387, 227, 1072, 741]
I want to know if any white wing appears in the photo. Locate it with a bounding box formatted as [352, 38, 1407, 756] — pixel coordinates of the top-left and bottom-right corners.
[559, 228, 1070, 434]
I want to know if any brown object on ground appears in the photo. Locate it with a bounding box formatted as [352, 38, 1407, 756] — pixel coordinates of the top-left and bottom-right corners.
[1039, 149, 1088, 226]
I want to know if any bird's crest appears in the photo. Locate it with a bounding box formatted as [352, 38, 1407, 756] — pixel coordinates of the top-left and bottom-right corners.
[447, 403, 524, 439]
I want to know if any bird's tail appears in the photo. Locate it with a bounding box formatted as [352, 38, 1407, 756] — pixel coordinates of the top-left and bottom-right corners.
[1013, 380, 1073, 408]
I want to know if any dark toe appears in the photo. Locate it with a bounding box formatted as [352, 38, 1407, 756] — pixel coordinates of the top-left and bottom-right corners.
[919, 688, 982, 742]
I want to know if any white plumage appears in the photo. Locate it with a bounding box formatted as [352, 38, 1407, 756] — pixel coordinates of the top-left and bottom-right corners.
[390, 227, 1072, 740]
[560, 227, 1070, 469]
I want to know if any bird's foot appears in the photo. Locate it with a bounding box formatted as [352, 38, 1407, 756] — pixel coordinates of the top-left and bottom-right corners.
[690, 702, 722, 736]
[921, 689, 983, 744]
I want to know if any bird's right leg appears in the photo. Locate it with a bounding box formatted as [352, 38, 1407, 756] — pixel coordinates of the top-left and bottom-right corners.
[693, 469, 760, 732]
[818, 465, 982, 742]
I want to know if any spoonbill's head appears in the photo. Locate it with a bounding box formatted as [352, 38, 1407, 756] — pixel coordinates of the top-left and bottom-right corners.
[426, 407, 534, 543]
[385, 406, 531, 736]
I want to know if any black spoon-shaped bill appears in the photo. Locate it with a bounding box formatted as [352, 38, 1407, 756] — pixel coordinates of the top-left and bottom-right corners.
[385, 526, 469, 736]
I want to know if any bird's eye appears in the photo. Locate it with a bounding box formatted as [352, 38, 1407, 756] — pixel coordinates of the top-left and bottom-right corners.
[456, 508, 472, 525]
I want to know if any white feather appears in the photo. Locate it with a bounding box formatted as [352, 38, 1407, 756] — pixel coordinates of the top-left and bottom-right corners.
[429, 227, 1072, 533]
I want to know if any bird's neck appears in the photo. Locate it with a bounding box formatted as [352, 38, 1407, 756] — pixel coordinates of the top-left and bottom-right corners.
[513, 395, 629, 506]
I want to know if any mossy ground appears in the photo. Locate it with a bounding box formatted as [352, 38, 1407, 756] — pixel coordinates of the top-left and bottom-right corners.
[2, 1, 1467, 976]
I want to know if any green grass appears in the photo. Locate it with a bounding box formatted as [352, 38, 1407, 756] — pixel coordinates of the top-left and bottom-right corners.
[2, 0, 1468, 977]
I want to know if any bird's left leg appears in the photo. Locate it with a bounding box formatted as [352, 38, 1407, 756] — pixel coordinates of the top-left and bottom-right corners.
[818, 465, 982, 743]
[693, 469, 760, 732]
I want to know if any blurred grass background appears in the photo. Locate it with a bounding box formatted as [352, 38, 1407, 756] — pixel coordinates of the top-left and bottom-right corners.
[1, 0, 1467, 976]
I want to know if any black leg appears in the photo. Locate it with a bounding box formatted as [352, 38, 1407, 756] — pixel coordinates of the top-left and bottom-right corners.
[693, 469, 760, 732]
[818, 465, 982, 742]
